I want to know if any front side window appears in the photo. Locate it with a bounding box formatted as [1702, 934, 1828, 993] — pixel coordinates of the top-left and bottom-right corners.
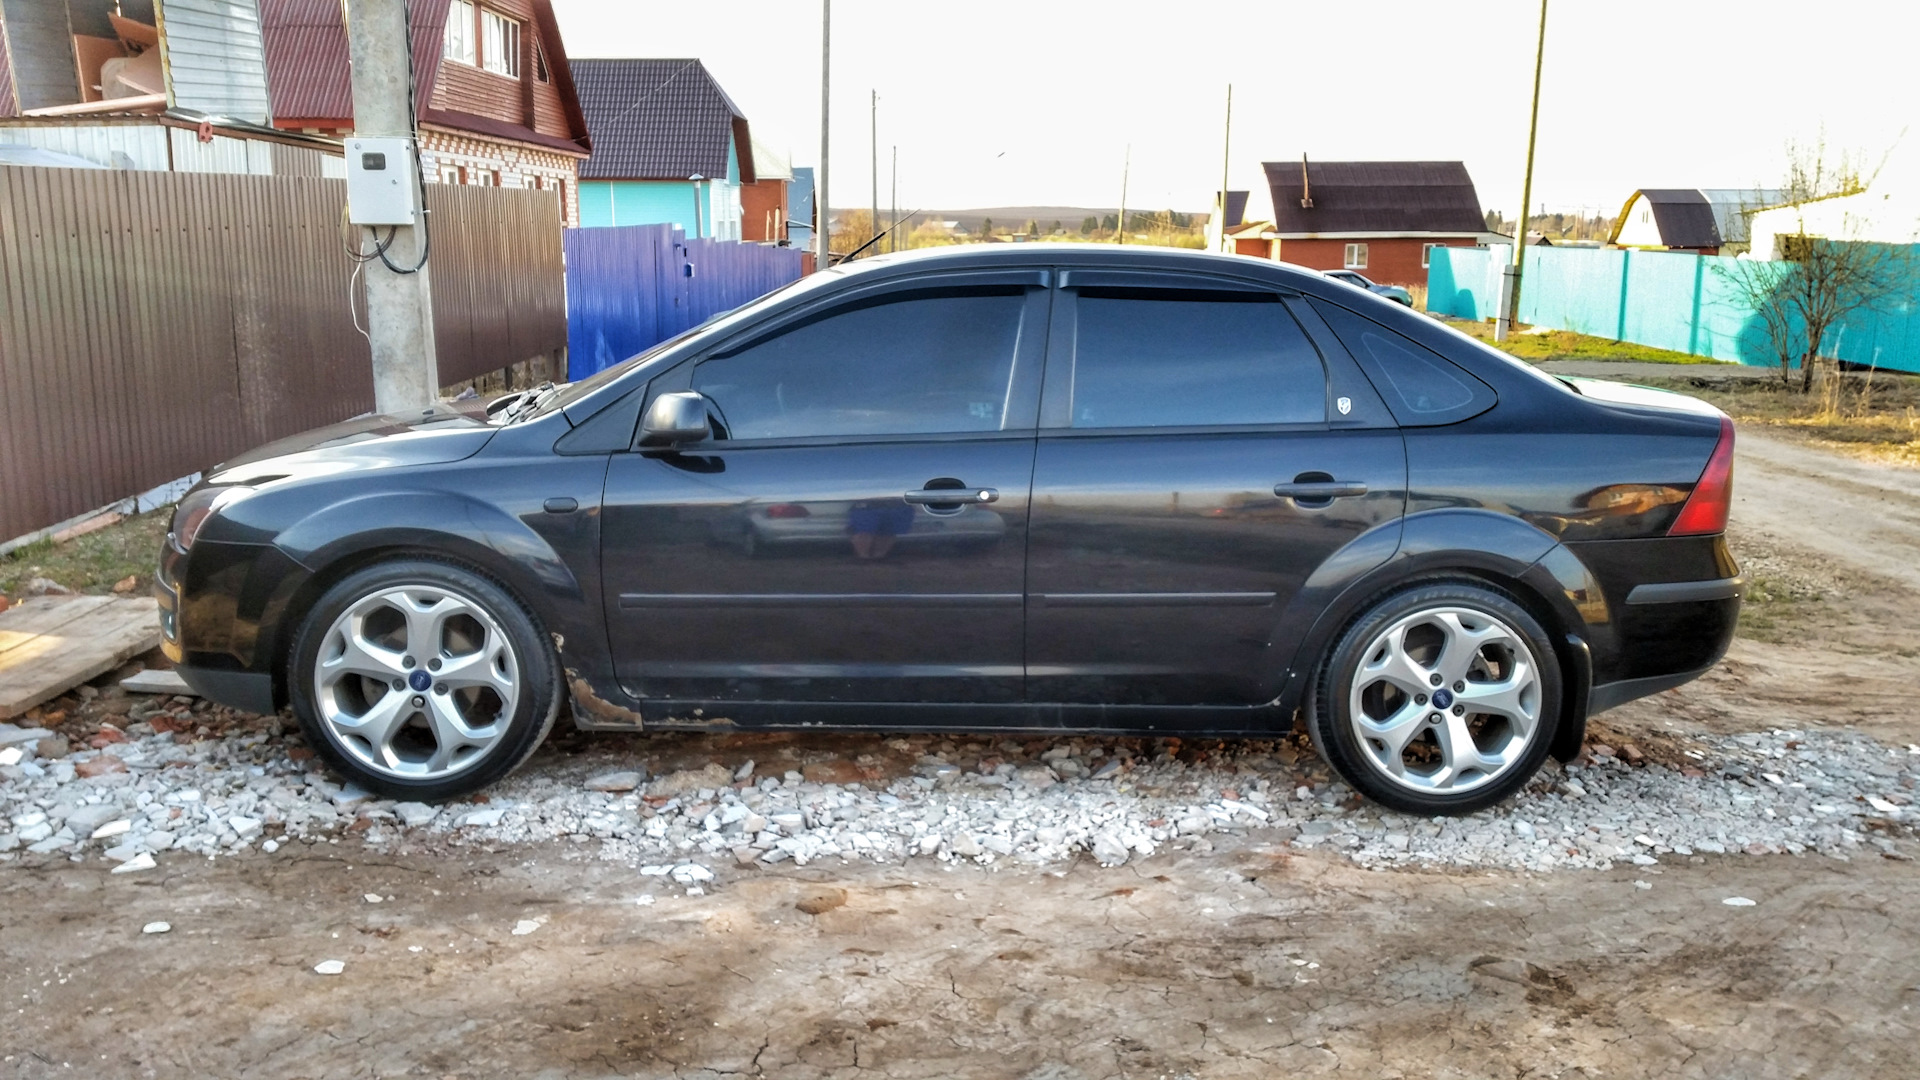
[443, 0, 475, 64]
[482, 9, 520, 76]
[692, 287, 1027, 440]
[1344, 243, 1368, 269]
[1069, 287, 1326, 429]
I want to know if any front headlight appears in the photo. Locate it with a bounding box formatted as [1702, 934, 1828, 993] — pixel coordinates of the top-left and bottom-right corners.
[169, 486, 250, 552]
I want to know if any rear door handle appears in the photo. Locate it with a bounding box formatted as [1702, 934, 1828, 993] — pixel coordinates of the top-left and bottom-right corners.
[1272, 481, 1368, 500]
[905, 487, 999, 504]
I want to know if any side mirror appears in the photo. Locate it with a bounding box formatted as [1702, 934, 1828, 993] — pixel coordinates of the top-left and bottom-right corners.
[639, 391, 712, 447]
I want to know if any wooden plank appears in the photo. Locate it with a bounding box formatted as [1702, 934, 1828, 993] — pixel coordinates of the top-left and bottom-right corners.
[0, 598, 160, 719]
[121, 668, 191, 696]
[0, 596, 117, 656]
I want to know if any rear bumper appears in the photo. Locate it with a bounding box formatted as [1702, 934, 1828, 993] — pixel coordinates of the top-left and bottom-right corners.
[1588, 572, 1744, 714]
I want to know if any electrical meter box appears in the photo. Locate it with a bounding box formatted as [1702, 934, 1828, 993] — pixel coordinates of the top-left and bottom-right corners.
[345, 137, 420, 226]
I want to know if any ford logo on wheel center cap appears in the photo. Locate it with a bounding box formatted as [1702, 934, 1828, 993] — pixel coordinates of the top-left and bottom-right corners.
[1431, 688, 1454, 709]
[408, 669, 433, 692]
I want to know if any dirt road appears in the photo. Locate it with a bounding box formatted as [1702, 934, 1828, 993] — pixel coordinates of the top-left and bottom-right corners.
[5, 835, 1916, 1080]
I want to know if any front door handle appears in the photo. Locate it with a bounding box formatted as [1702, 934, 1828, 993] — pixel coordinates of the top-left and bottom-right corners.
[1272, 481, 1368, 500]
[905, 487, 999, 505]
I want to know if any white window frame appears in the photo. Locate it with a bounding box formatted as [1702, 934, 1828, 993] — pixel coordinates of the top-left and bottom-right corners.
[443, 0, 475, 65]
[481, 8, 520, 78]
[1344, 242, 1368, 270]
[1421, 242, 1439, 269]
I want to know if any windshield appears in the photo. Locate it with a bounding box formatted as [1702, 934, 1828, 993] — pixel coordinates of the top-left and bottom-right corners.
[522, 268, 848, 421]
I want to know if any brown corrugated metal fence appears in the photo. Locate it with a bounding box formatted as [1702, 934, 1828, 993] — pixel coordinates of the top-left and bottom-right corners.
[0, 166, 565, 542]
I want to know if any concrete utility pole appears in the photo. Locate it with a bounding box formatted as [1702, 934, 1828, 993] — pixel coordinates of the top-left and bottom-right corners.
[345, 0, 438, 411]
[815, 0, 830, 267]
[1217, 84, 1232, 252]
[889, 145, 897, 253]
[1116, 144, 1129, 245]
[1496, 0, 1549, 343]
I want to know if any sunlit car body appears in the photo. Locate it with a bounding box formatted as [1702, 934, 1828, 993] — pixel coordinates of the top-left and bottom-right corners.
[157, 245, 1741, 814]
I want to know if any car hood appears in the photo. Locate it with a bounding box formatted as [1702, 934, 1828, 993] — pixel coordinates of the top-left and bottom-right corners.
[207, 406, 496, 484]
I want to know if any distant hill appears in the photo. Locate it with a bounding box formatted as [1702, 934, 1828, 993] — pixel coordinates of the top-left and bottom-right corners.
[894, 207, 1212, 231]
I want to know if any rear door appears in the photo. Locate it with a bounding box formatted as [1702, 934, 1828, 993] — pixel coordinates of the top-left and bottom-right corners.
[599, 271, 1050, 705]
[1025, 271, 1406, 706]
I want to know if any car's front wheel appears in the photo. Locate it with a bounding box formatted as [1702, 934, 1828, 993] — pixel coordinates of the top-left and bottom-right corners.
[288, 559, 562, 801]
[1310, 583, 1560, 815]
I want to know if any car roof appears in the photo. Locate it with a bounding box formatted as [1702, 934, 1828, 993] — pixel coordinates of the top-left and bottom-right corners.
[825, 243, 1335, 292]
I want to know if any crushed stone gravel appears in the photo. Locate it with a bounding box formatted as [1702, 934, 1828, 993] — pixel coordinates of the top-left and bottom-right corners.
[1, 703, 1915, 885]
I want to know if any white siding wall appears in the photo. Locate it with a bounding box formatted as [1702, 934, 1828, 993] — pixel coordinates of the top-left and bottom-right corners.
[156, 0, 273, 123]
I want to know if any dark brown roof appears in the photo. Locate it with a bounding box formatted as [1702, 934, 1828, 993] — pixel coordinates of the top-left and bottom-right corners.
[1636, 188, 1722, 248]
[574, 58, 753, 182]
[259, 0, 445, 122]
[1263, 160, 1486, 235]
[258, 0, 588, 154]
[1216, 189, 1249, 228]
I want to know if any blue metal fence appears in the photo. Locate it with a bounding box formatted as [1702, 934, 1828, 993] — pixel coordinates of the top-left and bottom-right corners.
[564, 224, 808, 380]
[1427, 244, 1920, 372]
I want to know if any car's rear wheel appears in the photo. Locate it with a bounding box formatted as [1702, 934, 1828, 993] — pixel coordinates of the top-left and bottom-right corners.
[1311, 583, 1560, 815]
[289, 559, 562, 801]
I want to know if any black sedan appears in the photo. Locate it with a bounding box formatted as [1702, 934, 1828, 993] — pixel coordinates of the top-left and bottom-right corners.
[157, 245, 1741, 815]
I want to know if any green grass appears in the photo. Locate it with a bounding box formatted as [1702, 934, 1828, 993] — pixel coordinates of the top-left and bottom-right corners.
[0, 510, 171, 597]
[1448, 320, 1719, 365]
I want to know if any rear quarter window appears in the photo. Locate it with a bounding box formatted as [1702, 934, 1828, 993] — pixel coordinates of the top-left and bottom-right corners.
[1310, 298, 1496, 426]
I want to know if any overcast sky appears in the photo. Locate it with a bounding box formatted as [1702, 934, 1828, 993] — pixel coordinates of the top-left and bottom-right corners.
[551, 0, 1916, 218]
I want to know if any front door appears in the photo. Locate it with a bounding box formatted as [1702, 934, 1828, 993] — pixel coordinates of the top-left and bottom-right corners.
[1025, 273, 1407, 706]
[600, 275, 1050, 704]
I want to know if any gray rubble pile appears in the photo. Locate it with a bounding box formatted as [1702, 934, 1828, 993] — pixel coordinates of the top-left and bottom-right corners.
[0, 710, 1914, 878]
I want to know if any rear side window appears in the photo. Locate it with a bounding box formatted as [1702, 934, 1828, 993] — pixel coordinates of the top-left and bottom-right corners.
[1069, 288, 1326, 428]
[694, 286, 1025, 440]
[1310, 298, 1495, 426]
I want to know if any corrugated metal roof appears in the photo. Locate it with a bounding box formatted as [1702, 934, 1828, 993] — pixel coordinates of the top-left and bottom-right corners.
[1638, 188, 1722, 249]
[257, 0, 445, 123]
[574, 58, 749, 181]
[1263, 160, 1486, 235]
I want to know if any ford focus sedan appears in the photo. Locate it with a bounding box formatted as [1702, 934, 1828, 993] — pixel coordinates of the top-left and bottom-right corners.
[156, 245, 1741, 815]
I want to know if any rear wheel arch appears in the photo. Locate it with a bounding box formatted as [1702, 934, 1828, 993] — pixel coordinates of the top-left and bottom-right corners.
[1282, 560, 1590, 751]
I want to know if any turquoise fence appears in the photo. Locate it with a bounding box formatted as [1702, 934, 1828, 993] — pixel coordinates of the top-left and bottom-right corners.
[1427, 245, 1920, 372]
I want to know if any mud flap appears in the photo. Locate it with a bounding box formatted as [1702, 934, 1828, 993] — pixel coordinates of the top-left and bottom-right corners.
[1550, 633, 1592, 762]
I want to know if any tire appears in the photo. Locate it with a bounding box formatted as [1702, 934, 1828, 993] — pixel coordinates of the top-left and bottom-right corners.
[1310, 582, 1560, 815]
[288, 559, 562, 801]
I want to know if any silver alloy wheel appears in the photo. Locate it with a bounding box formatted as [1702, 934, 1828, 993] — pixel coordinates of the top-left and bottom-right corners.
[312, 584, 519, 781]
[1346, 605, 1542, 795]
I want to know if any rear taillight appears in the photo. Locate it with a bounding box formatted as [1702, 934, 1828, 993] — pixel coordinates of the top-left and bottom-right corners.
[763, 503, 810, 519]
[1669, 417, 1734, 536]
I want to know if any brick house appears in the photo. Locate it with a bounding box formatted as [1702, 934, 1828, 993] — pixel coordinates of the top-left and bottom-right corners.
[258, 0, 590, 225]
[1231, 160, 1502, 287]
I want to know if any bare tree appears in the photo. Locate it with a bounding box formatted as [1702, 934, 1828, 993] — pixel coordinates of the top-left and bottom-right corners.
[1716, 141, 1915, 392]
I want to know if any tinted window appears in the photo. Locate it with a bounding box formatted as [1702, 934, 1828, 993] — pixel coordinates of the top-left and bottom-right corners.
[1070, 288, 1326, 428]
[1310, 298, 1495, 426]
[693, 287, 1026, 439]
[1354, 330, 1475, 413]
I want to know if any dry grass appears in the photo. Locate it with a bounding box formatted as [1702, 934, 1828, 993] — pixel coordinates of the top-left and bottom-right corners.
[1635, 367, 1920, 463]
[1450, 320, 1715, 365]
[0, 509, 171, 598]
